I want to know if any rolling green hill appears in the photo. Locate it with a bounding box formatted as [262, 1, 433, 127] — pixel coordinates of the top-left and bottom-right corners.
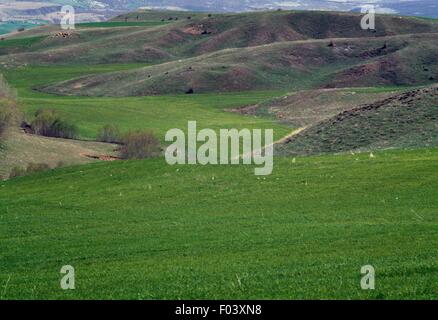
[110, 9, 209, 22]
[0, 21, 42, 36]
[230, 87, 404, 127]
[1, 11, 438, 67]
[277, 85, 438, 155]
[40, 33, 438, 96]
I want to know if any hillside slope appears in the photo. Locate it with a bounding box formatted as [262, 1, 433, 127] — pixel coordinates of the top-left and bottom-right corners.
[231, 88, 400, 127]
[276, 84, 438, 155]
[40, 33, 438, 96]
[0, 129, 118, 179]
[2, 10, 438, 66]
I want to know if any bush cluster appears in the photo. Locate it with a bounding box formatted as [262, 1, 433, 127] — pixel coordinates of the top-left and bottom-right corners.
[96, 124, 121, 143]
[9, 162, 53, 179]
[97, 125, 161, 160]
[31, 109, 78, 139]
[0, 76, 20, 143]
[119, 129, 161, 160]
[0, 99, 14, 139]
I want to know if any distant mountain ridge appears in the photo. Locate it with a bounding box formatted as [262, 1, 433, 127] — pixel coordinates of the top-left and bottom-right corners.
[64, 0, 438, 18]
[3, 0, 438, 22]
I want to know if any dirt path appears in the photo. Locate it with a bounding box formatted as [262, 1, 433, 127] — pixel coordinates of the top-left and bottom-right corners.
[233, 126, 307, 160]
[273, 126, 307, 145]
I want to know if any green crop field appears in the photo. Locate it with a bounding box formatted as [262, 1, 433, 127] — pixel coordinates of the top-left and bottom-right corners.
[1, 149, 438, 299]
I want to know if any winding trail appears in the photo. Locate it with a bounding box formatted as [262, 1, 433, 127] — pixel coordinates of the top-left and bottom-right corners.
[234, 126, 307, 160]
[273, 126, 308, 145]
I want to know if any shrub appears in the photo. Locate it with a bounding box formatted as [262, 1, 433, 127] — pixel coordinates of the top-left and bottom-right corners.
[97, 124, 121, 143]
[31, 109, 78, 139]
[0, 75, 20, 142]
[0, 99, 14, 139]
[56, 161, 66, 168]
[31, 109, 57, 135]
[119, 130, 161, 160]
[50, 119, 78, 139]
[8, 163, 51, 179]
[9, 166, 26, 179]
[26, 163, 50, 174]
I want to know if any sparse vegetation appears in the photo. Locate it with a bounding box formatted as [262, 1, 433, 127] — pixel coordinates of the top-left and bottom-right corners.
[8, 166, 25, 178]
[277, 86, 438, 155]
[0, 99, 14, 139]
[0, 75, 19, 142]
[119, 130, 161, 159]
[24, 162, 51, 174]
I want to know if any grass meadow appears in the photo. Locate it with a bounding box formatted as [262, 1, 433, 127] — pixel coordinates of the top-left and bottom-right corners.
[2, 65, 290, 141]
[1, 149, 438, 299]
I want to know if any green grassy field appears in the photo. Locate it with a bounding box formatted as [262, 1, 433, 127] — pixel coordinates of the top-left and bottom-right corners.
[0, 21, 42, 35]
[0, 36, 45, 49]
[1, 148, 438, 299]
[2, 65, 290, 141]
